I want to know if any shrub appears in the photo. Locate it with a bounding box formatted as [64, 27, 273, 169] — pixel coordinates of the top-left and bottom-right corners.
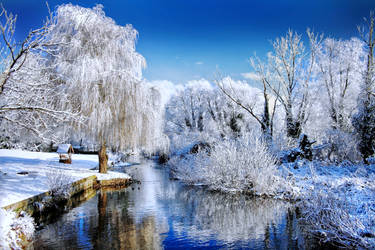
[46, 169, 72, 200]
[170, 132, 285, 196]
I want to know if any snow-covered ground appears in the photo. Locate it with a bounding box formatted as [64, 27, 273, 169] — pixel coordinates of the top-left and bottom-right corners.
[281, 160, 375, 199]
[281, 161, 375, 247]
[0, 149, 130, 208]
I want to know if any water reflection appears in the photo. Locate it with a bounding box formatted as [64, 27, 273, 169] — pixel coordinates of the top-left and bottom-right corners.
[33, 162, 306, 249]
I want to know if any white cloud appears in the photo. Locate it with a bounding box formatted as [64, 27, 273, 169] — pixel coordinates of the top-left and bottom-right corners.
[186, 78, 213, 90]
[241, 72, 261, 81]
[146, 80, 180, 107]
[195, 61, 203, 65]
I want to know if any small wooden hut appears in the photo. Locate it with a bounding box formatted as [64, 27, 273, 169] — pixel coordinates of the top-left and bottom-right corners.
[57, 144, 74, 164]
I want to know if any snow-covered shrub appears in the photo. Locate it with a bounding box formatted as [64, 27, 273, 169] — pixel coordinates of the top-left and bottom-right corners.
[202, 135, 282, 195]
[170, 132, 286, 196]
[0, 209, 35, 249]
[46, 170, 72, 199]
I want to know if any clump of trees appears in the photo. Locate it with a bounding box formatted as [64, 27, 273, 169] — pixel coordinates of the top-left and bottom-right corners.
[165, 12, 375, 202]
[210, 24, 371, 164]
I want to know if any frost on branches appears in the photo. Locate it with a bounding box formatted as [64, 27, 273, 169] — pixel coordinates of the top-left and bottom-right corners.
[0, 5, 80, 149]
[305, 37, 365, 163]
[165, 78, 264, 150]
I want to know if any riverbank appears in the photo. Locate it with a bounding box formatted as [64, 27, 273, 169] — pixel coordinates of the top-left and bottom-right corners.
[0, 149, 131, 208]
[0, 149, 131, 249]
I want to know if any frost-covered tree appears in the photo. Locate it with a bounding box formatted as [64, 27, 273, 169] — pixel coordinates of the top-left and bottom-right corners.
[353, 12, 375, 164]
[302, 38, 365, 163]
[165, 78, 262, 152]
[215, 76, 269, 140]
[267, 30, 321, 139]
[46, 4, 163, 172]
[315, 38, 364, 131]
[216, 72, 276, 142]
[0, 4, 78, 149]
[166, 80, 212, 134]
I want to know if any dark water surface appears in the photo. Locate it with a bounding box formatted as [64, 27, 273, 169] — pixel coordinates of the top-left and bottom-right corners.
[32, 162, 310, 249]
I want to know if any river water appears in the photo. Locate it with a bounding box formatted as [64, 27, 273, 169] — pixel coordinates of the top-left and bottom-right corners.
[32, 162, 312, 249]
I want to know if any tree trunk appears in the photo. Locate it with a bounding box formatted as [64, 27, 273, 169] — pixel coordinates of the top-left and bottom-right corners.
[99, 143, 108, 174]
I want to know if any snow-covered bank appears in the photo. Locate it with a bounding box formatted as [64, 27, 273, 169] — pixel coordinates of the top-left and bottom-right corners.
[282, 161, 375, 248]
[0, 149, 130, 208]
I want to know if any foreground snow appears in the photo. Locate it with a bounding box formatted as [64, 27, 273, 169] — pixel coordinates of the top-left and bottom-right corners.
[0, 149, 130, 208]
[0, 209, 34, 249]
[281, 161, 375, 248]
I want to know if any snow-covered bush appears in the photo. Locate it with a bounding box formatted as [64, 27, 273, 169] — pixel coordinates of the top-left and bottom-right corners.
[205, 135, 283, 195]
[170, 131, 285, 196]
[46, 170, 73, 199]
[0, 209, 35, 249]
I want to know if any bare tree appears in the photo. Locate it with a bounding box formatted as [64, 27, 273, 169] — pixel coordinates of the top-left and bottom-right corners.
[0, 4, 49, 93]
[216, 66, 277, 143]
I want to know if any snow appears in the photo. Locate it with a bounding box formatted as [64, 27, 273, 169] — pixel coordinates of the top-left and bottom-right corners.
[281, 161, 375, 247]
[56, 144, 72, 154]
[0, 149, 130, 208]
[0, 209, 34, 250]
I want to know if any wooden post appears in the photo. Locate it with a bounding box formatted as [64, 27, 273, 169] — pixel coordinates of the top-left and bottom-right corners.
[99, 142, 108, 174]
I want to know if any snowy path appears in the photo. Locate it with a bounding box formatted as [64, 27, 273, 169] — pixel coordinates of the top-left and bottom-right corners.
[0, 149, 130, 207]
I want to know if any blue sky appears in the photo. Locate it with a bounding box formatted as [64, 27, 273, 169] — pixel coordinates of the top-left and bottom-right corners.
[2, 0, 375, 83]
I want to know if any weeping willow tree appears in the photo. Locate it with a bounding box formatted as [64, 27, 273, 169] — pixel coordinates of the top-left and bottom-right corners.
[47, 4, 165, 172]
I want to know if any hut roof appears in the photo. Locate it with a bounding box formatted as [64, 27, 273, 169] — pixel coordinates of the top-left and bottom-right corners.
[57, 144, 73, 154]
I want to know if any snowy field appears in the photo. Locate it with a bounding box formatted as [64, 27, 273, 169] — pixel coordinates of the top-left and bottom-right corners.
[0, 149, 130, 207]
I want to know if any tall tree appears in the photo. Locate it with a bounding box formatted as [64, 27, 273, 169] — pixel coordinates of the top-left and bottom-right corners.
[353, 12, 375, 164]
[47, 4, 163, 172]
[315, 38, 364, 132]
[267, 30, 321, 139]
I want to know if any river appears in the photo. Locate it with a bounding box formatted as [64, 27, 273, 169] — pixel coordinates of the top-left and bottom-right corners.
[32, 161, 314, 249]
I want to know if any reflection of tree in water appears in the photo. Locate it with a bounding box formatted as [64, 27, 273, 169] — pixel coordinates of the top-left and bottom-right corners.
[166, 187, 302, 248]
[129, 164, 305, 248]
[33, 189, 164, 249]
[93, 189, 163, 250]
[33, 163, 310, 249]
